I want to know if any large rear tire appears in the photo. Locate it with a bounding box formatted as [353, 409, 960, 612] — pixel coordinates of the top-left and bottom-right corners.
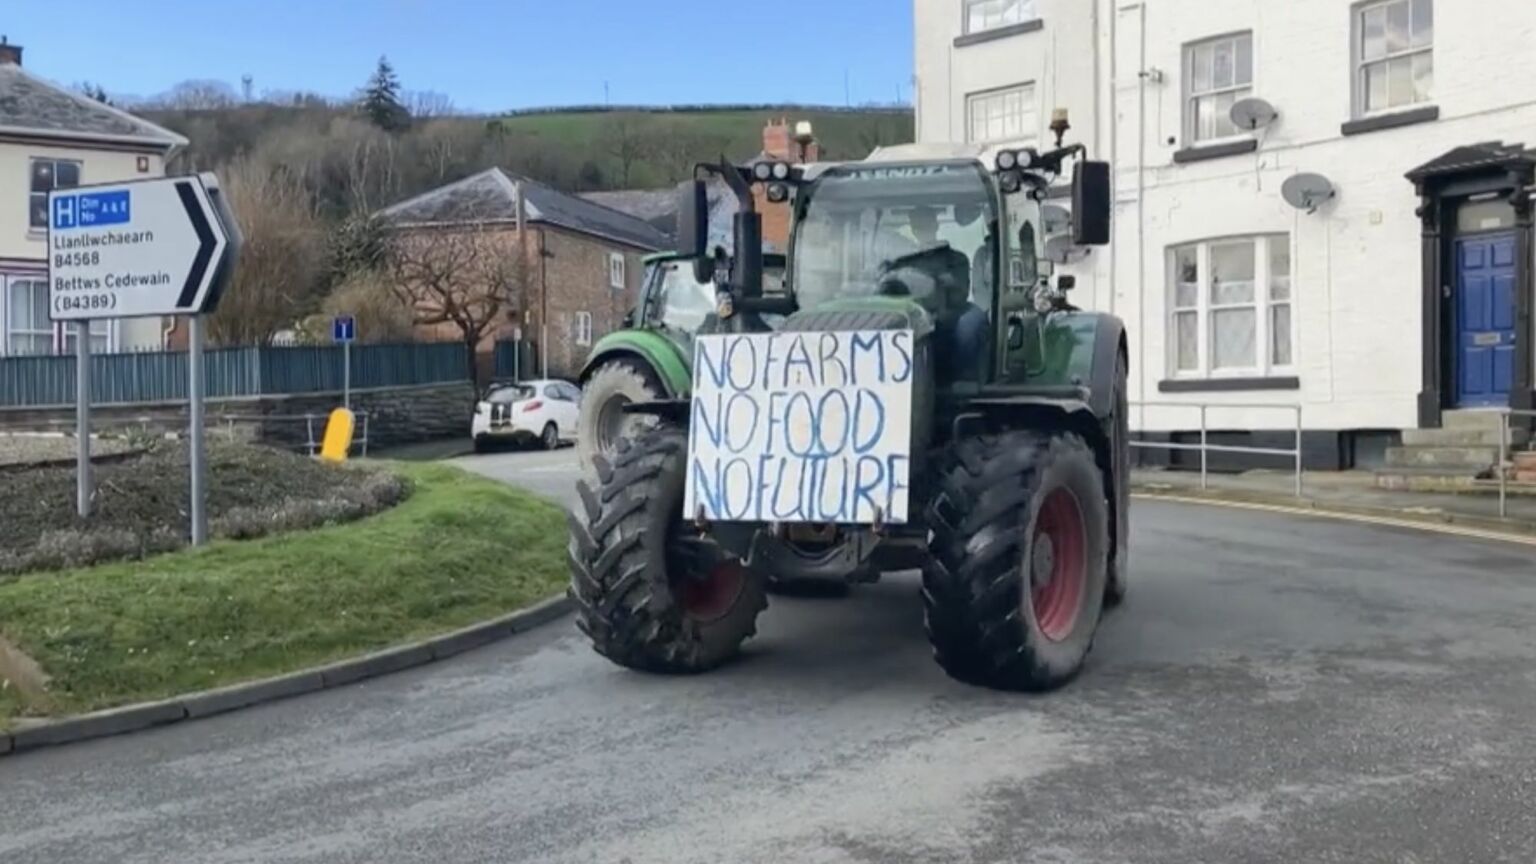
[924, 431, 1109, 691]
[577, 359, 665, 476]
[568, 424, 767, 673]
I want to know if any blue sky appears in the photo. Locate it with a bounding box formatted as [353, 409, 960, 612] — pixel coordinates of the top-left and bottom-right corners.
[3, 0, 914, 111]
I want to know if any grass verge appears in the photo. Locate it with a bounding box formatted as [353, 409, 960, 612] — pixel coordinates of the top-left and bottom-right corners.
[0, 462, 569, 723]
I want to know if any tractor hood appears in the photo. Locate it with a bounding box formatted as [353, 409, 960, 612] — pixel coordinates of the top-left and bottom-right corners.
[777, 295, 936, 341]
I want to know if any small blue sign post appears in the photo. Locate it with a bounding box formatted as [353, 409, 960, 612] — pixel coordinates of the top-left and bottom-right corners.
[333, 315, 356, 409]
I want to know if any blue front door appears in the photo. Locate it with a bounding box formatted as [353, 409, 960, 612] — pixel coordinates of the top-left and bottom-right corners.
[1454, 233, 1518, 407]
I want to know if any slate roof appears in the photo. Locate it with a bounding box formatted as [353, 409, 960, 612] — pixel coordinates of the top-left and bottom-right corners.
[0, 64, 186, 149]
[579, 189, 677, 235]
[580, 181, 784, 253]
[380, 168, 669, 251]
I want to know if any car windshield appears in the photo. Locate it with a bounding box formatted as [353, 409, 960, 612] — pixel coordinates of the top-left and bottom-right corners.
[790, 162, 998, 317]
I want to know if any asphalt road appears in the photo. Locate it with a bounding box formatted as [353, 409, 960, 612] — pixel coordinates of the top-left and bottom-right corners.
[4, 450, 1536, 863]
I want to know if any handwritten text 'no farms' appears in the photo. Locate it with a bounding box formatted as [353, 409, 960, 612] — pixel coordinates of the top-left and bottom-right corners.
[684, 330, 915, 524]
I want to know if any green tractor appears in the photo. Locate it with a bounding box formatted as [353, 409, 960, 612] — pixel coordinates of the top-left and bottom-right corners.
[568, 119, 1129, 691]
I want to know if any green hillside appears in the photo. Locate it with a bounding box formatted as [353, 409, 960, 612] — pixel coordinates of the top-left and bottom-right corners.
[493, 107, 914, 187]
[148, 104, 914, 216]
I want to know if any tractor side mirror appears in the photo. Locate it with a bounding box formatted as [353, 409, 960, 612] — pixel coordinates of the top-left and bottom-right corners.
[1006, 317, 1027, 351]
[1072, 161, 1111, 246]
[677, 179, 709, 259]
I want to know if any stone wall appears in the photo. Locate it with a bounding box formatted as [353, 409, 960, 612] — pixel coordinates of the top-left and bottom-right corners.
[0, 382, 475, 453]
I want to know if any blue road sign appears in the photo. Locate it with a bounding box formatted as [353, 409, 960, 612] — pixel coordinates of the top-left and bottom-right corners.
[332, 315, 356, 343]
[52, 190, 131, 231]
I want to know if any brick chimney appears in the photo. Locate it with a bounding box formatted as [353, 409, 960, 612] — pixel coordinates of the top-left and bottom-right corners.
[761, 117, 820, 164]
[0, 36, 21, 67]
[756, 118, 820, 250]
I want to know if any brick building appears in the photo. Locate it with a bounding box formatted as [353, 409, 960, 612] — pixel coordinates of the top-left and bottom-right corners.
[380, 168, 668, 380]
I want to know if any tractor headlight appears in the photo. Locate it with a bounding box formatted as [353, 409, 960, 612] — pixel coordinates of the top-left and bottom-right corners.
[1016, 147, 1037, 169]
[752, 162, 773, 182]
[771, 161, 791, 180]
[996, 150, 1017, 171]
[999, 170, 1023, 194]
[766, 183, 791, 203]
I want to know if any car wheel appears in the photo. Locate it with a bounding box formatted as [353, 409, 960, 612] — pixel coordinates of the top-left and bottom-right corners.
[542, 422, 560, 451]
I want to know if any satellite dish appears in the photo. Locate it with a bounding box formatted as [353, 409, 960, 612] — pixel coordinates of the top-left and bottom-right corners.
[1044, 234, 1091, 265]
[1041, 204, 1071, 235]
[1281, 172, 1337, 213]
[1230, 97, 1278, 131]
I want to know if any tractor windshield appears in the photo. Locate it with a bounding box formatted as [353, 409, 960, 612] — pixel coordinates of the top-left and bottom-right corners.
[790, 162, 998, 320]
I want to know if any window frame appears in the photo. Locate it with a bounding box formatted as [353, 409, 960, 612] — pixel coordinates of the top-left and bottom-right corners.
[574, 310, 593, 347]
[964, 81, 1038, 146]
[608, 252, 626, 290]
[29, 157, 82, 232]
[1352, 0, 1433, 118]
[962, 0, 1038, 35]
[1166, 234, 1294, 380]
[2, 274, 116, 356]
[1182, 31, 1255, 146]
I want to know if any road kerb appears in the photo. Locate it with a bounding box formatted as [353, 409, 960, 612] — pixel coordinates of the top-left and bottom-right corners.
[2, 594, 573, 757]
[1133, 486, 1536, 547]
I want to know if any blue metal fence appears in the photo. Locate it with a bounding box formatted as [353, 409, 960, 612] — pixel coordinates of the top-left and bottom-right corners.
[0, 342, 469, 408]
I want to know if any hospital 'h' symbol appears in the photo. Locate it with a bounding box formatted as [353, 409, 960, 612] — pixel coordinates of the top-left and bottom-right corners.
[52, 195, 77, 229]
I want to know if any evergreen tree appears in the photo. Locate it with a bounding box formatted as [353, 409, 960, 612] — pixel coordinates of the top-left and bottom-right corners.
[359, 56, 409, 132]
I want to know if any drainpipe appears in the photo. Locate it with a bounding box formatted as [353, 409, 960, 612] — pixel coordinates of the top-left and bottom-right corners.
[1133, 2, 1149, 421]
[539, 227, 549, 378]
[1103, 0, 1116, 318]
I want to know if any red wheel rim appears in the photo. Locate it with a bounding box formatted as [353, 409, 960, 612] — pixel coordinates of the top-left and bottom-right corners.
[1030, 488, 1086, 642]
[678, 560, 746, 622]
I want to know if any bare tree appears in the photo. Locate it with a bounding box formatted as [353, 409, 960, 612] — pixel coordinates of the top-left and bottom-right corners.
[657, 121, 729, 183]
[412, 119, 481, 187]
[404, 89, 456, 119]
[604, 114, 651, 187]
[157, 79, 239, 110]
[206, 157, 328, 345]
[320, 269, 417, 344]
[384, 221, 530, 387]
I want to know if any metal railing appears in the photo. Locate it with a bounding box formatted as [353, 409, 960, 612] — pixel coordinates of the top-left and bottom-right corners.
[1495, 409, 1536, 517]
[218, 411, 372, 458]
[1130, 401, 1304, 497]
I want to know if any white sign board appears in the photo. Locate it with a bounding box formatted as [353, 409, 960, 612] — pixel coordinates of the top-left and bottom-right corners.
[47, 175, 230, 320]
[684, 330, 914, 524]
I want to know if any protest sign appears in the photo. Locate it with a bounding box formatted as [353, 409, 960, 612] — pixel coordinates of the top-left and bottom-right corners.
[684, 330, 914, 524]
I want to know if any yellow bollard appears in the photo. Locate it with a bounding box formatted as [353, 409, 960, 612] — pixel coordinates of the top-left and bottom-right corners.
[319, 408, 356, 462]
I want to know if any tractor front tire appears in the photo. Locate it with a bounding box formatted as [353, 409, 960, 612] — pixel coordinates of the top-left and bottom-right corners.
[1106, 349, 1131, 608]
[568, 424, 767, 673]
[924, 431, 1109, 691]
[577, 359, 665, 476]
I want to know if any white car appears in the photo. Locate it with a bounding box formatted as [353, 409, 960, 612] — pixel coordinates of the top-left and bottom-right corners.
[472, 379, 582, 452]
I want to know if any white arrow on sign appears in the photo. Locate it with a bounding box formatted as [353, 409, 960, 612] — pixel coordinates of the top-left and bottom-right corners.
[47, 174, 232, 321]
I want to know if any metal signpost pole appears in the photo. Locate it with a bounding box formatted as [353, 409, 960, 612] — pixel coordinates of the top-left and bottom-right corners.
[344, 337, 352, 410]
[188, 315, 208, 545]
[75, 321, 91, 517]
